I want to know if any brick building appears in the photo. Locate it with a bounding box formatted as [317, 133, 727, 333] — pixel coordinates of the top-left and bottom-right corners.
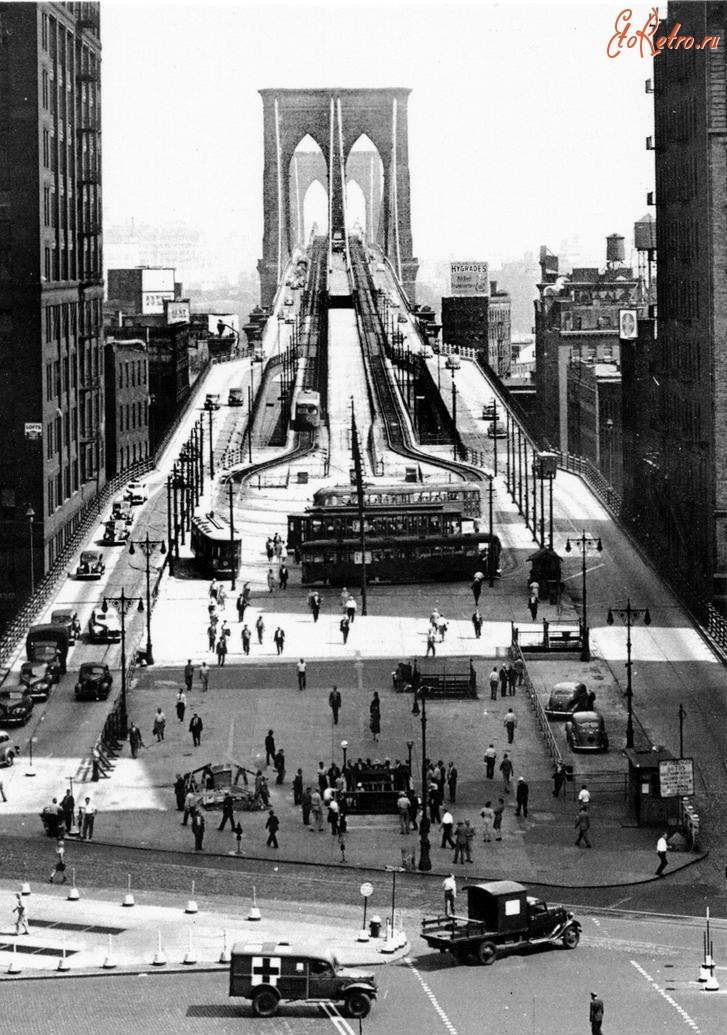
[441, 282, 512, 378]
[103, 338, 149, 478]
[567, 359, 623, 492]
[0, 2, 104, 619]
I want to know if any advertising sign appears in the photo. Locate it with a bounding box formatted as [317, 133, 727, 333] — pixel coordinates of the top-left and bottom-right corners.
[619, 308, 638, 340]
[165, 300, 190, 326]
[24, 423, 42, 440]
[658, 758, 694, 797]
[142, 291, 175, 315]
[450, 261, 489, 297]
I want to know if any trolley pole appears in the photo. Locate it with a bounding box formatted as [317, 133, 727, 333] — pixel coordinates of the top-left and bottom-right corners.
[488, 478, 495, 587]
[228, 479, 237, 590]
[350, 399, 368, 616]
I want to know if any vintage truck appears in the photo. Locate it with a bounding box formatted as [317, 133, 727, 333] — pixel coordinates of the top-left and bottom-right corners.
[421, 880, 581, 966]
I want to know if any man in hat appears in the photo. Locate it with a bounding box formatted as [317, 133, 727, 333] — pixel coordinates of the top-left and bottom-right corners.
[515, 776, 529, 817]
[589, 992, 604, 1034]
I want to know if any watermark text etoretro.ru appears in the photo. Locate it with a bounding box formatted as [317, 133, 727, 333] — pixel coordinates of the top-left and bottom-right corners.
[607, 7, 720, 58]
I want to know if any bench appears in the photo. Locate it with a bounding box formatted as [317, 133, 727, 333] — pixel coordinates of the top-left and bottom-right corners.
[393, 659, 478, 699]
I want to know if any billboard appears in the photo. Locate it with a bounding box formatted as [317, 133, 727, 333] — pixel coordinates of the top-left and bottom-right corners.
[659, 758, 694, 797]
[450, 261, 489, 297]
[165, 300, 190, 326]
[619, 308, 638, 340]
[141, 267, 175, 315]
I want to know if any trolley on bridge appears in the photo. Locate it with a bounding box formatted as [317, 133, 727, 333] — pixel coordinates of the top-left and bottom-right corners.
[311, 481, 482, 519]
[291, 388, 321, 430]
[191, 511, 241, 580]
[288, 502, 467, 553]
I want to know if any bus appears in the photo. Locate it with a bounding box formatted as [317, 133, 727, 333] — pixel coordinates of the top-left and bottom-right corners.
[191, 511, 241, 580]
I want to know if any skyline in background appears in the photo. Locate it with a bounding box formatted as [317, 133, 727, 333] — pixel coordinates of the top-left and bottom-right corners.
[102, 2, 656, 284]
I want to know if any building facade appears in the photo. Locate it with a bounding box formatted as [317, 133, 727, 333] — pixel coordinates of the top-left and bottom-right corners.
[441, 283, 512, 378]
[566, 359, 623, 492]
[0, 2, 104, 618]
[103, 338, 149, 478]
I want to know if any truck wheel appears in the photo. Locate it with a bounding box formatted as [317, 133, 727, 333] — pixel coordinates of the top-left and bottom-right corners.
[345, 992, 371, 1019]
[252, 989, 279, 1017]
[477, 941, 497, 966]
[562, 926, 580, 949]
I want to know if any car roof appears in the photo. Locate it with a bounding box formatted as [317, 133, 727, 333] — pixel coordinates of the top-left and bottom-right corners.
[81, 662, 107, 672]
[230, 940, 335, 960]
[553, 681, 587, 692]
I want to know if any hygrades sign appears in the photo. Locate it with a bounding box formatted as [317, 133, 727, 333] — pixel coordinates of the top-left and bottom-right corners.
[450, 261, 489, 297]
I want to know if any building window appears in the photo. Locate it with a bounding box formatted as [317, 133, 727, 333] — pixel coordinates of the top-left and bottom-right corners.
[45, 361, 53, 401]
[44, 247, 51, 281]
[46, 421, 53, 459]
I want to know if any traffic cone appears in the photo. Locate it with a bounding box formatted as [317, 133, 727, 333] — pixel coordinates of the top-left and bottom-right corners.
[67, 867, 80, 901]
[218, 929, 231, 965]
[102, 934, 116, 970]
[183, 929, 197, 965]
[705, 959, 720, 991]
[20, 876, 31, 896]
[185, 879, 198, 914]
[152, 930, 167, 966]
[122, 873, 135, 907]
[57, 939, 71, 972]
[247, 886, 261, 921]
[7, 943, 21, 975]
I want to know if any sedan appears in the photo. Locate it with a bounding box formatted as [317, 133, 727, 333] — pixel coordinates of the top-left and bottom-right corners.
[545, 681, 592, 719]
[75, 550, 105, 580]
[20, 661, 54, 701]
[50, 608, 81, 643]
[482, 403, 498, 421]
[0, 689, 33, 726]
[397, 314, 408, 324]
[124, 480, 148, 505]
[566, 711, 609, 752]
[87, 608, 122, 644]
[487, 420, 507, 439]
[75, 662, 113, 701]
[445, 354, 461, 370]
[102, 519, 131, 546]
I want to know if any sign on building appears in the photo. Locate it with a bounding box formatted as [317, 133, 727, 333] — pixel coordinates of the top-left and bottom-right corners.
[450, 261, 489, 297]
[619, 308, 638, 340]
[24, 423, 42, 440]
[165, 300, 191, 326]
[658, 758, 694, 797]
[141, 268, 176, 315]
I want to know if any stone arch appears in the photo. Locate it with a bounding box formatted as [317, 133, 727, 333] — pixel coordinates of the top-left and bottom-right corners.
[289, 135, 328, 248]
[345, 134, 383, 243]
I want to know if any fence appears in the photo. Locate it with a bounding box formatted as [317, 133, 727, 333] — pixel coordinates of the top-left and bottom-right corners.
[510, 640, 563, 769]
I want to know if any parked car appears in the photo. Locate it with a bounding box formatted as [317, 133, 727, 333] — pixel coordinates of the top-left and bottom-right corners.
[75, 549, 105, 580]
[228, 387, 244, 406]
[0, 730, 18, 767]
[229, 940, 377, 1019]
[487, 420, 507, 439]
[87, 608, 122, 644]
[26, 624, 69, 679]
[102, 519, 131, 546]
[20, 661, 54, 701]
[124, 481, 148, 505]
[284, 296, 294, 306]
[50, 608, 81, 643]
[566, 710, 609, 751]
[0, 689, 33, 726]
[397, 314, 408, 324]
[545, 681, 592, 719]
[482, 402, 498, 421]
[111, 499, 134, 525]
[418, 346, 433, 359]
[204, 393, 221, 411]
[445, 354, 461, 370]
[75, 662, 113, 701]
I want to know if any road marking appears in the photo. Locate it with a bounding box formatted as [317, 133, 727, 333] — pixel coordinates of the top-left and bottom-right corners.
[631, 960, 705, 1032]
[404, 956, 458, 1035]
[320, 1001, 356, 1034]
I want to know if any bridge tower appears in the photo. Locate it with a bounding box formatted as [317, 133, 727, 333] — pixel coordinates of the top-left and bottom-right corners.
[258, 88, 419, 306]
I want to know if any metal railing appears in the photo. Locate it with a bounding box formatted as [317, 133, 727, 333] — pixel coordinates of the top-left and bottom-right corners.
[510, 640, 563, 768]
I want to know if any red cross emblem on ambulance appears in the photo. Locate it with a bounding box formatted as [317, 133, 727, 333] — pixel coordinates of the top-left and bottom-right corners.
[252, 956, 281, 986]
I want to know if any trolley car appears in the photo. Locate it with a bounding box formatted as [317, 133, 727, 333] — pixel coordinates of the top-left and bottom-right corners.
[312, 481, 482, 519]
[299, 531, 501, 586]
[191, 511, 241, 580]
[292, 388, 321, 430]
[288, 502, 467, 553]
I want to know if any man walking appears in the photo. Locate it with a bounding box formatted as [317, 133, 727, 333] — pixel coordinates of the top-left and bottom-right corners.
[297, 658, 307, 691]
[265, 808, 280, 848]
[184, 659, 194, 693]
[12, 893, 29, 935]
[199, 662, 210, 692]
[182, 788, 196, 826]
[489, 667, 499, 701]
[426, 628, 437, 657]
[264, 730, 276, 766]
[278, 562, 288, 590]
[484, 744, 497, 779]
[480, 801, 494, 841]
[655, 832, 669, 876]
[493, 798, 505, 840]
[499, 665, 509, 698]
[310, 590, 321, 623]
[328, 685, 342, 725]
[345, 594, 357, 623]
[273, 626, 285, 655]
[589, 992, 604, 1035]
[369, 691, 381, 742]
[339, 614, 350, 643]
[216, 636, 227, 666]
[241, 625, 251, 655]
[189, 712, 203, 747]
[191, 809, 205, 851]
[207, 622, 216, 652]
[255, 614, 265, 645]
[503, 708, 518, 744]
[440, 808, 456, 848]
[515, 776, 529, 817]
[574, 806, 591, 847]
[471, 609, 483, 639]
[447, 762, 458, 804]
[499, 753, 514, 792]
[397, 792, 411, 834]
[471, 574, 483, 605]
[129, 723, 144, 758]
[218, 792, 235, 831]
[443, 873, 457, 916]
[453, 821, 468, 864]
[578, 784, 591, 810]
[176, 689, 186, 722]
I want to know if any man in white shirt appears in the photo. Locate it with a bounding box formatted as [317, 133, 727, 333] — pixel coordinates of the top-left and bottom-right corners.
[442, 873, 457, 916]
[655, 833, 669, 876]
[578, 784, 591, 809]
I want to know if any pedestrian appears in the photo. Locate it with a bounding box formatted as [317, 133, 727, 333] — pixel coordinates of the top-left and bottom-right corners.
[233, 821, 244, 854]
[267, 568, 276, 593]
[488, 666, 499, 701]
[236, 591, 246, 623]
[339, 614, 350, 643]
[297, 658, 307, 691]
[574, 807, 591, 847]
[397, 791, 411, 834]
[471, 609, 482, 639]
[589, 992, 604, 1035]
[471, 575, 483, 605]
[440, 809, 455, 848]
[578, 784, 591, 809]
[278, 562, 288, 590]
[191, 808, 205, 851]
[340, 586, 350, 611]
[209, 578, 219, 603]
[264, 730, 276, 766]
[241, 625, 251, 655]
[493, 798, 504, 840]
[437, 613, 448, 642]
[129, 723, 144, 758]
[345, 594, 357, 623]
[503, 708, 518, 744]
[60, 788, 75, 832]
[274, 748, 286, 785]
[12, 893, 29, 935]
[152, 707, 166, 742]
[181, 787, 195, 825]
[499, 664, 509, 698]
[479, 800, 494, 841]
[429, 608, 440, 632]
[265, 808, 280, 848]
[464, 819, 474, 862]
[176, 689, 186, 722]
[499, 753, 513, 792]
[189, 712, 203, 747]
[174, 774, 186, 811]
[507, 662, 517, 694]
[515, 776, 529, 817]
[447, 762, 458, 803]
[426, 628, 436, 656]
[514, 656, 524, 685]
[80, 796, 96, 840]
[528, 593, 538, 620]
[443, 873, 457, 916]
[311, 788, 324, 830]
[453, 821, 467, 864]
[327, 798, 340, 836]
[273, 626, 286, 655]
[199, 662, 209, 692]
[0, 779, 6, 803]
[255, 614, 265, 645]
[218, 792, 235, 831]
[273, 533, 282, 558]
[293, 768, 303, 806]
[329, 685, 342, 725]
[408, 789, 420, 831]
[220, 619, 231, 643]
[184, 659, 194, 692]
[338, 815, 347, 862]
[552, 762, 568, 798]
[655, 832, 669, 876]
[216, 636, 227, 666]
[369, 691, 381, 742]
[484, 744, 497, 779]
[265, 537, 274, 562]
[301, 786, 312, 825]
[310, 590, 321, 623]
[49, 837, 67, 884]
[207, 623, 217, 652]
[216, 582, 226, 610]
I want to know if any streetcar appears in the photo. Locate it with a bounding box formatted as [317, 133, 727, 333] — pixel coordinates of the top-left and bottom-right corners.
[299, 531, 501, 585]
[292, 388, 321, 430]
[287, 502, 467, 553]
[312, 481, 482, 519]
[191, 511, 241, 580]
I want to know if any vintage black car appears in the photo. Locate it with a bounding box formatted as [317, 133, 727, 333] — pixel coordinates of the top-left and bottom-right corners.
[566, 710, 609, 752]
[75, 550, 105, 580]
[0, 689, 34, 726]
[50, 608, 81, 644]
[75, 662, 113, 701]
[545, 681, 593, 719]
[26, 624, 69, 679]
[102, 519, 131, 546]
[421, 880, 581, 966]
[20, 661, 54, 700]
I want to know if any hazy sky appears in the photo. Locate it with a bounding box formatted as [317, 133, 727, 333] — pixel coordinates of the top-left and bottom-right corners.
[102, 0, 657, 269]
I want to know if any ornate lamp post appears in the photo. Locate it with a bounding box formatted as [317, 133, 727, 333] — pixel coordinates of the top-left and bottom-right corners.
[565, 531, 603, 662]
[411, 681, 431, 871]
[102, 589, 144, 734]
[606, 599, 651, 749]
[128, 533, 166, 664]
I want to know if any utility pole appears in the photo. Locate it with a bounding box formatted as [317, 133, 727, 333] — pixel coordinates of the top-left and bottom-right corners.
[350, 399, 368, 616]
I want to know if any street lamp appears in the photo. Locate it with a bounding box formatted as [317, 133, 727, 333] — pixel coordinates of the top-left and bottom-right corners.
[25, 504, 35, 595]
[411, 679, 431, 871]
[565, 531, 603, 662]
[341, 739, 349, 768]
[128, 533, 166, 664]
[227, 478, 237, 590]
[605, 417, 614, 486]
[102, 589, 144, 735]
[606, 599, 651, 749]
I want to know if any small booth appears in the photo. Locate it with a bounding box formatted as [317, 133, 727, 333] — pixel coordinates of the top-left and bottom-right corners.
[624, 746, 683, 828]
[527, 546, 562, 604]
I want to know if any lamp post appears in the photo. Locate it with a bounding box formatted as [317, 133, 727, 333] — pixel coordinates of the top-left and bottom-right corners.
[492, 399, 499, 476]
[102, 589, 144, 735]
[406, 739, 414, 773]
[565, 531, 603, 662]
[25, 504, 35, 595]
[128, 533, 166, 664]
[605, 417, 614, 486]
[451, 373, 458, 461]
[411, 681, 431, 871]
[487, 478, 495, 587]
[606, 599, 651, 749]
[227, 478, 237, 590]
[341, 739, 348, 768]
[201, 405, 214, 478]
